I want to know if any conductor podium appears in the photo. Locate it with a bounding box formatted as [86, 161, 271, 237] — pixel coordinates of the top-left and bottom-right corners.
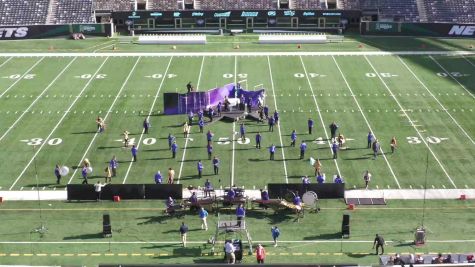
[103, 213, 112, 238]
[342, 214, 350, 238]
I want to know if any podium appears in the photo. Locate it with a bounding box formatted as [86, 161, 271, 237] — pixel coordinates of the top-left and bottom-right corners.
[103, 213, 112, 238]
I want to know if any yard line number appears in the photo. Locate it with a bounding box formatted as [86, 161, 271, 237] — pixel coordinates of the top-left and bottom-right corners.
[217, 137, 250, 145]
[115, 137, 158, 146]
[144, 74, 177, 79]
[406, 136, 448, 144]
[2, 74, 36, 80]
[223, 73, 247, 79]
[20, 138, 62, 146]
[366, 72, 398, 78]
[75, 74, 107, 79]
[436, 72, 470, 77]
[294, 73, 326, 78]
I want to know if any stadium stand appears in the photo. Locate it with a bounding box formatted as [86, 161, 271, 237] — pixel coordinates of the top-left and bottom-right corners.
[199, 0, 274, 10]
[148, 0, 182, 11]
[342, 0, 419, 22]
[0, 0, 49, 25]
[424, 0, 475, 23]
[293, 0, 324, 9]
[50, 0, 94, 24]
[93, 0, 132, 11]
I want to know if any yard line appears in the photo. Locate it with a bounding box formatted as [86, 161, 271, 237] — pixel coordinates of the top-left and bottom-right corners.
[332, 56, 400, 188]
[0, 57, 78, 144]
[9, 57, 110, 190]
[177, 57, 203, 184]
[122, 57, 174, 184]
[231, 56, 237, 186]
[463, 55, 475, 68]
[364, 56, 456, 188]
[0, 57, 13, 69]
[266, 56, 289, 183]
[398, 56, 475, 145]
[299, 56, 342, 176]
[0, 57, 45, 98]
[65, 57, 142, 184]
[429, 55, 475, 101]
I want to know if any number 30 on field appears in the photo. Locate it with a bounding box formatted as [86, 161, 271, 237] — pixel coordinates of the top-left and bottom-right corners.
[406, 136, 447, 144]
[20, 138, 62, 146]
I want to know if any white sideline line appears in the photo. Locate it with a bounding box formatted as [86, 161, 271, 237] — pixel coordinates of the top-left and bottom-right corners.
[230, 56, 237, 186]
[332, 56, 400, 188]
[266, 56, 289, 183]
[299, 56, 342, 176]
[65, 57, 142, 184]
[177, 56, 203, 184]
[122, 57, 173, 184]
[0, 57, 12, 68]
[463, 55, 475, 68]
[0, 57, 45, 98]
[0, 51, 474, 58]
[0, 57, 78, 144]
[364, 56, 456, 188]
[9, 57, 111, 190]
[430, 56, 475, 101]
[398, 56, 475, 145]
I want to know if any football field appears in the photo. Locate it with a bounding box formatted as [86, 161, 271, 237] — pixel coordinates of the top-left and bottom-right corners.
[0, 52, 474, 191]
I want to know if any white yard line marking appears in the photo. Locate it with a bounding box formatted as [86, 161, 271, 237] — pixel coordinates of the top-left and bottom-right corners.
[177, 57, 203, 184]
[266, 56, 289, 183]
[0, 57, 45, 98]
[364, 56, 456, 188]
[0, 57, 78, 144]
[0, 57, 13, 69]
[463, 55, 475, 68]
[332, 56, 400, 188]
[0, 51, 474, 58]
[65, 57, 142, 184]
[123, 57, 174, 184]
[398, 56, 475, 145]
[9, 57, 111, 190]
[429, 56, 475, 101]
[299, 56, 342, 176]
[231, 56, 237, 186]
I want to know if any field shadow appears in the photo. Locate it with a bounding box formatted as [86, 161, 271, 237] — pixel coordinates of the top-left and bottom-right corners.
[71, 131, 97, 135]
[24, 183, 56, 187]
[347, 252, 369, 258]
[303, 232, 341, 240]
[137, 215, 169, 225]
[63, 233, 102, 240]
[145, 157, 172, 161]
[344, 156, 371, 160]
[194, 257, 225, 264]
[98, 146, 122, 150]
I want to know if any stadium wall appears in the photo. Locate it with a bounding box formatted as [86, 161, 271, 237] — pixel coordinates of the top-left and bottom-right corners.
[0, 24, 112, 40]
[360, 21, 475, 38]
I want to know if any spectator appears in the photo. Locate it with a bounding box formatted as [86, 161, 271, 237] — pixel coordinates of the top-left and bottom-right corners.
[199, 207, 208, 231]
[225, 241, 236, 264]
[271, 226, 280, 247]
[255, 244, 266, 264]
[415, 254, 424, 264]
[443, 254, 453, 263]
[179, 222, 188, 247]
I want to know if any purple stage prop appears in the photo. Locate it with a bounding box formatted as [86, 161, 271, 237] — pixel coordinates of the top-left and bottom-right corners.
[164, 83, 265, 115]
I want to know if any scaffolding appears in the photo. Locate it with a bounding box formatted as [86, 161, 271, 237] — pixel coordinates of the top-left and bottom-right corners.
[211, 213, 253, 256]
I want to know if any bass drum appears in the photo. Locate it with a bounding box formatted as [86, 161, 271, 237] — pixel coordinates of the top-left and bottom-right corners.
[284, 190, 297, 203]
[302, 191, 318, 207]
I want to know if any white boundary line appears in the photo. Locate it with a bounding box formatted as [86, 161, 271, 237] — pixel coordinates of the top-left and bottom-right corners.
[0, 57, 12, 68]
[123, 57, 174, 184]
[463, 55, 475, 68]
[332, 56, 401, 188]
[0, 57, 78, 144]
[429, 55, 475, 101]
[177, 57, 203, 184]
[364, 56, 456, 188]
[299, 56, 342, 176]
[398, 56, 475, 145]
[266, 56, 289, 183]
[0, 57, 45, 98]
[65, 57, 142, 184]
[9, 57, 111, 190]
[0, 51, 474, 57]
[231, 56, 237, 186]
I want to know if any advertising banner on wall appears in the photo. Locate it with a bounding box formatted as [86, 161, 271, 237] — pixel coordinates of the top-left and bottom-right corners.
[361, 21, 475, 37]
[0, 23, 112, 40]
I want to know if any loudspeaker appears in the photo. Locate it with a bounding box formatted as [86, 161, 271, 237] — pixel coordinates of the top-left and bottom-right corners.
[342, 214, 350, 237]
[103, 213, 112, 237]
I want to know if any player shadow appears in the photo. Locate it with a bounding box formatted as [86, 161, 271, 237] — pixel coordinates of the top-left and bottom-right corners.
[136, 215, 169, 225]
[143, 148, 170, 152]
[345, 147, 368, 151]
[145, 157, 172, 161]
[98, 146, 123, 150]
[346, 253, 369, 258]
[248, 158, 268, 162]
[63, 233, 103, 240]
[193, 258, 225, 264]
[71, 131, 97, 135]
[344, 156, 371, 160]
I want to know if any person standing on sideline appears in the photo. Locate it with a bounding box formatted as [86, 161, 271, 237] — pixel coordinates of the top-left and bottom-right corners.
[332, 141, 339, 159]
[300, 141, 307, 159]
[274, 110, 279, 125]
[109, 156, 118, 177]
[206, 130, 214, 146]
[179, 222, 189, 247]
[372, 234, 385, 255]
[329, 121, 339, 141]
[363, 170, 372, 189]
[236, 204, 245, 227]
[372, 139, 380, 160]
[255, 132, 262, 149]
[168, 167, 175, 184]
[240, 123, 246, 140]
[390, 136, 397, 153]
[269, 144, 276, 160]
[225, 240, 236, 264]
[255, 244, 266, 264]
[104, 166, 112, 183]
[207, 143, 213, 160]
[199, 207, 208, 231]
[143, 118, 150, 134]
[94, 181, 107, 201]
[168, 133, 175, 149]
[308, 118, 314, 134]
[197, 160, 203, 178]
[131, 145, 137, 162]
[212, 156, 220, 175]
[171, 141, 178, 158]
[198, 119, 204, 133]
[81, 166, 88, 184]
[271, 226, 280, 247]
[54, 164, 61, 184]
[268, 116, 275, 132]
[367, 131, 374, 149]
[290, 130, 297, 147]
[154, 170, 162, 184]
